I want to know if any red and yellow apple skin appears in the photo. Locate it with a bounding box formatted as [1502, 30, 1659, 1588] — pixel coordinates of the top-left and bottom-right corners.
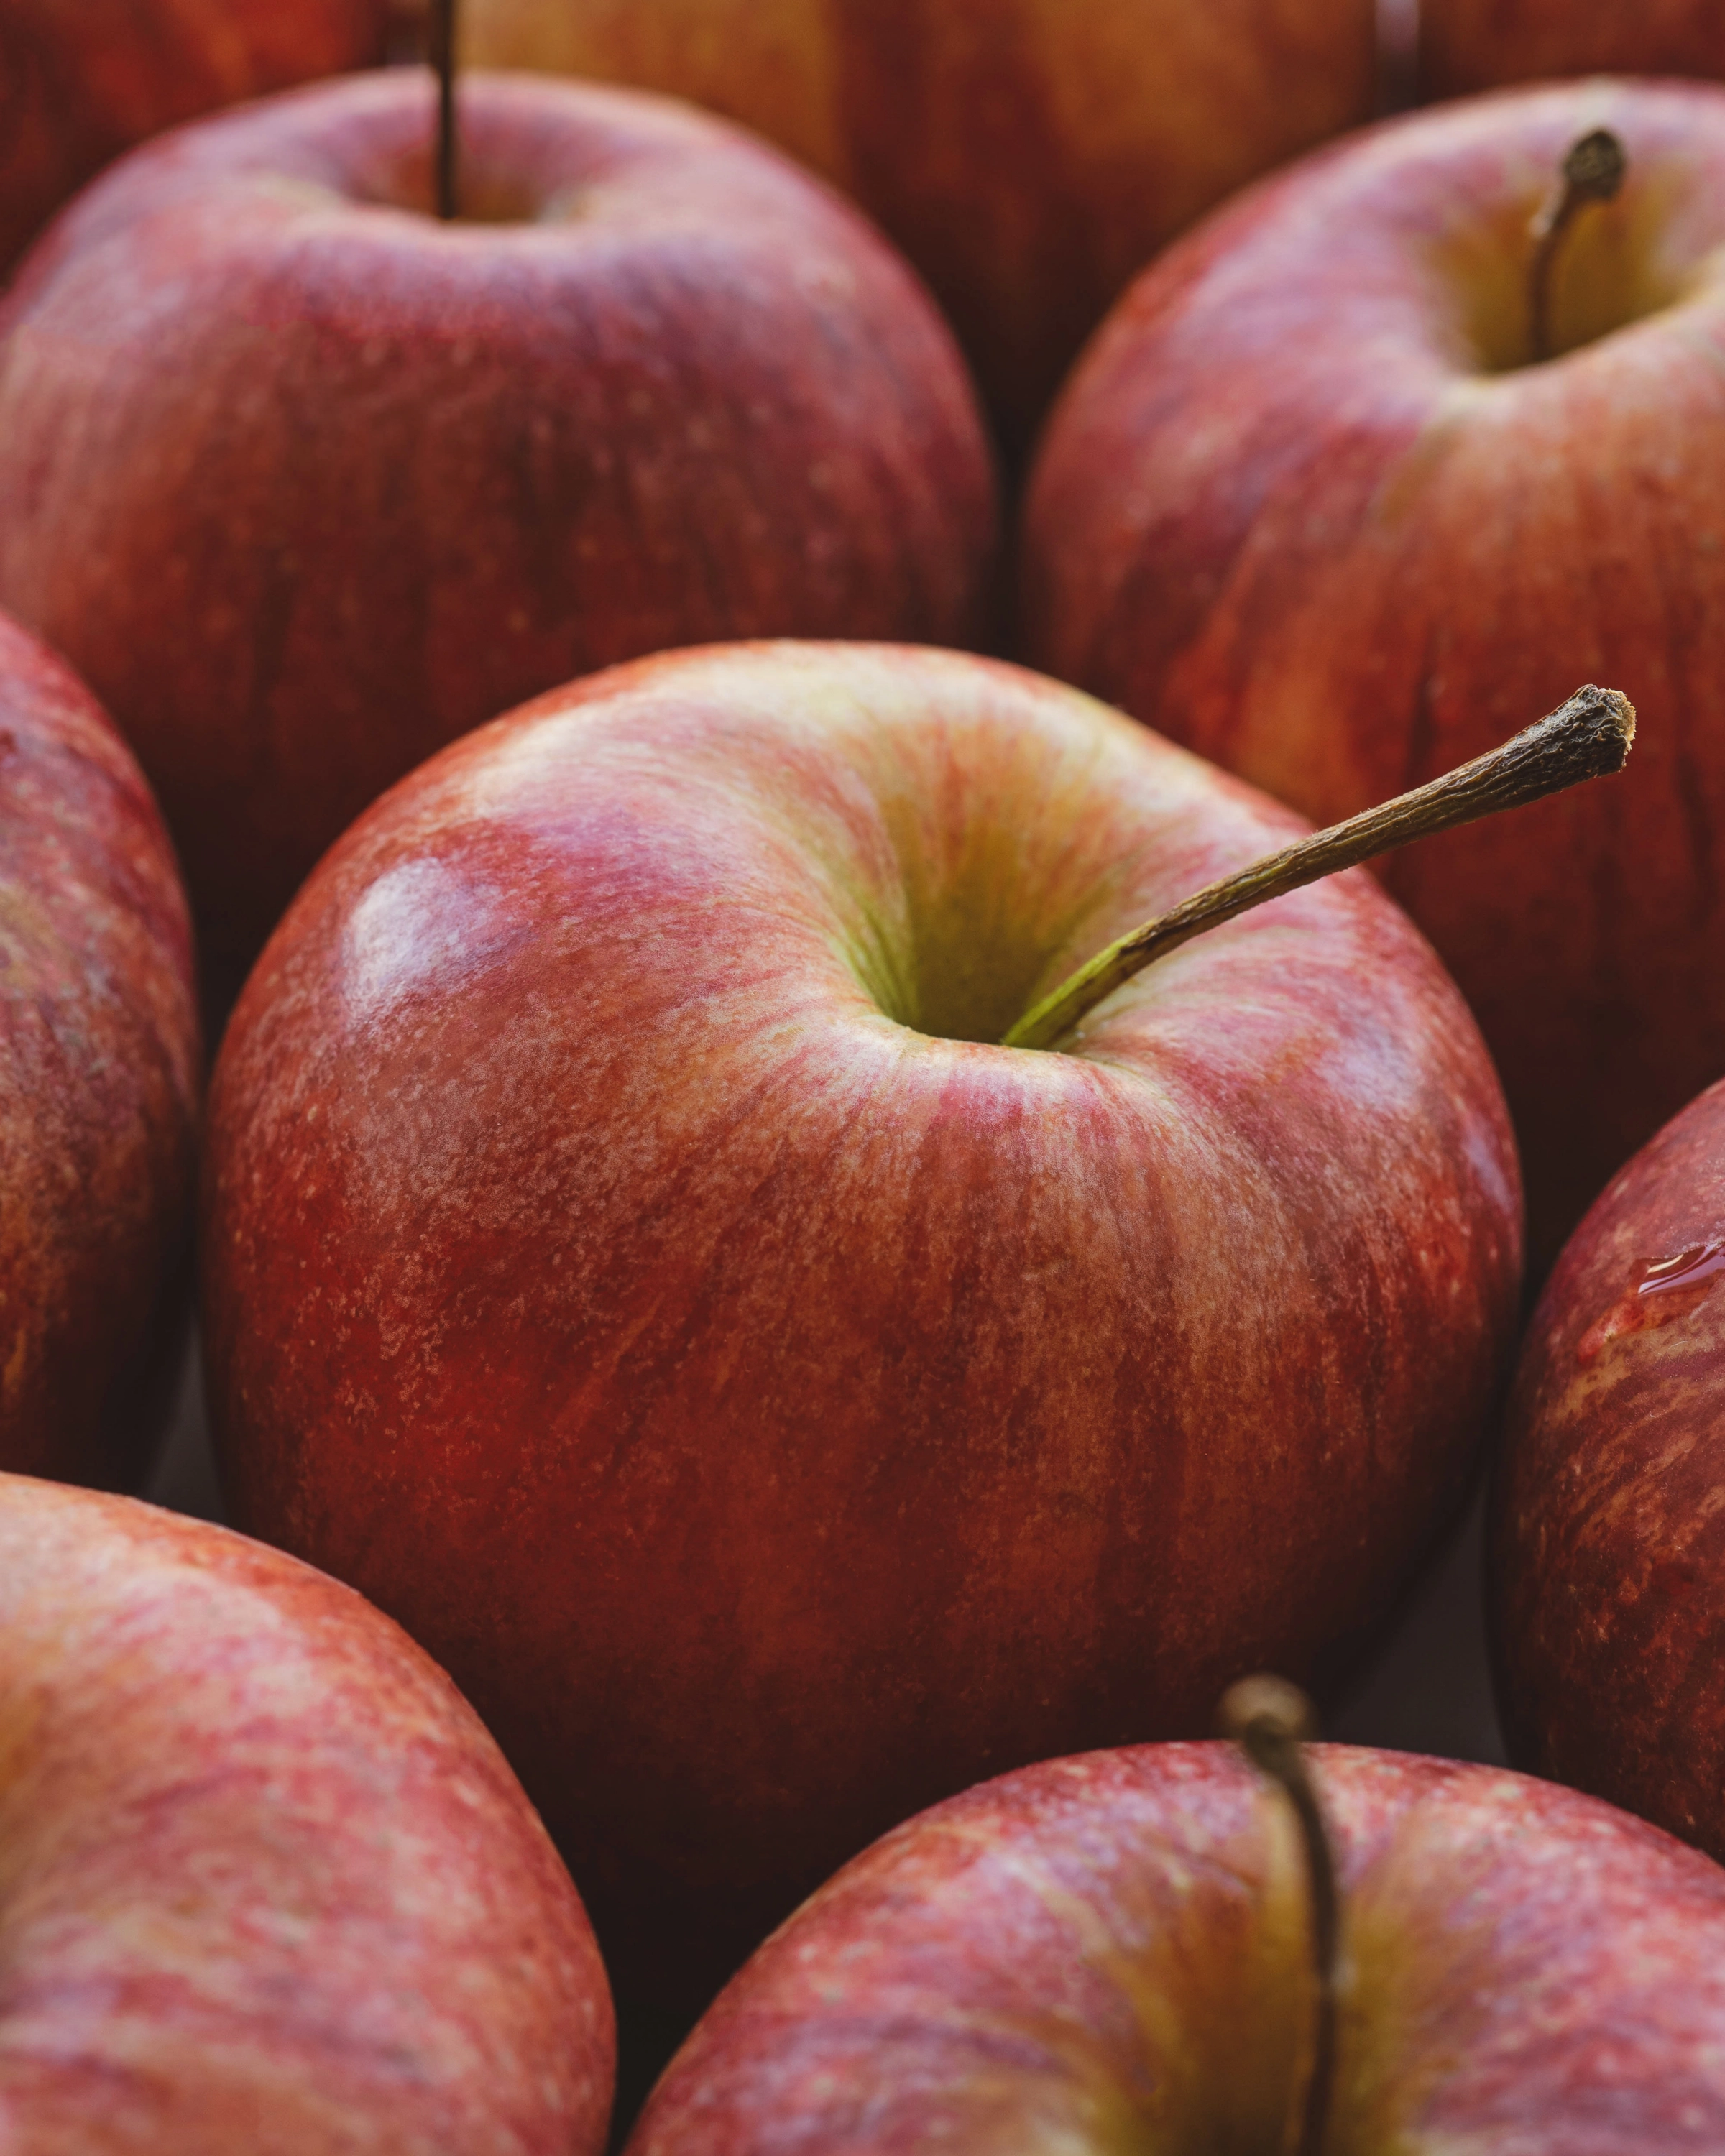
[459, 0, 1376, 453]
[1422, 1, 1725, 100]
[0, 72, 995, 962]
[1494, 1076, 1725, 1861]
[628, 1741, 1725, 2155]
[0, 0, 388, 277]
[1023, 80, 1725, 1271]
[203, 640, 1522, 2010]
[0, 1473, 614, 2153]
[0, 610, 198, 1489]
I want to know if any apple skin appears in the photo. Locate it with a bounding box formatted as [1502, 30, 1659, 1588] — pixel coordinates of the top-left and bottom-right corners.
[1022, 79, 1725, 1273]
[0, 0, 388, 277]
[0, 608, 199, 1490]
[201, 638, 1522, 2014]
[1493, 1075, 1725, 1863]
[0, 1470, 613, 2153]
[1421, 1, 1725, 100]
[0, 71, 996, 962]
[627, 1740, 1725, 2153]
[457, 0, 1377, 453]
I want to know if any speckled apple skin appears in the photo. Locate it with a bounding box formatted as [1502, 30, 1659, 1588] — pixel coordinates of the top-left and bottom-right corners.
[0, 72, 996, 960]
[460, 0, 1376, 452]
[1421, 1, 1725, 98]
[0, 609, 198, 1489]
[1494, 1077, 1725, 1859]
[0, 0, 388, 274]
[0, 1472, 615, 2153]
[202, 640, 1522, 2011]
[1023, 80, 1725, 1271]
[629, 1742, 1725, 2155]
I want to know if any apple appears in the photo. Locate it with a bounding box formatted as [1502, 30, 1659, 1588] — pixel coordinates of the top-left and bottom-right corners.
[0, 70, 997, 964]
[1022, 78, 1725, 1272]
[626, 1736, 1725, 2152]
[1421, 1, 1725, 101]
[201, 637, 1523, 2015]
[456, 0, 1379, 454]
[0, 607, 199, 1491]
[0, 1469, 614, 2150]
[0, 0, 389, 277]
[1492, 1072, 1725, 1863]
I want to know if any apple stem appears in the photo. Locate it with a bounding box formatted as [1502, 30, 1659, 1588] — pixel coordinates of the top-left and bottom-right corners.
[1003, 682, 1634, 1054]
[1220, 1677, 1338, 2156]
[432, 0, 459, 220]
[1527, 129, 1627, 364]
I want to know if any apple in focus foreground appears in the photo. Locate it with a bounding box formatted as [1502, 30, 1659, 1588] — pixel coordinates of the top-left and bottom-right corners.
[0, 0, 388, 276]
[629, 1738, 1725, 2152]
[0, 70, 996, 962]
[458, 0, 1377, 453]
[0, 608, 198, 1491]
[1420, 1, 1725, 100]
[0, 1471, 613, 2152]
[1024, 79, 1725, 1270]
[202, 639, 1523, 2012]
[1493, 1074, 1725, 1864]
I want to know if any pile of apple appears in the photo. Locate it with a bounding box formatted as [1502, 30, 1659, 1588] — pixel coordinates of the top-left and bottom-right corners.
[6, 0, 1725, 2145]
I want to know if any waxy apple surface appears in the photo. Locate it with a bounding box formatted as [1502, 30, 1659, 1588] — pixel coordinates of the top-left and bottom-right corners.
[0, 70, 995, 959]
[1421, 1, 1725, 98]
[459, 0, 1376, 451]
[1024, 80, 1725, 1269]
[0, 609, 198, 1489]
[1494, 1075, 1725, 1862]
[0, 0, 388, 275]
[0, 1472, 614, 2153]
[203, 640, 1522, 2009]
[630, 1740, 1725, 2153]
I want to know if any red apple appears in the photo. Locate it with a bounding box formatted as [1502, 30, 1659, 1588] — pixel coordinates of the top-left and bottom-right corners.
[201, 637, 1522, 2013]
[627, 1738, 1725, 2152]
[457, 0, 1378, 453]
[0, 607, 198, 1490]
[0, 0, 389, 277]
[0, 71, 996, 962]
[1022, 78, 1725, 1271]
[1493, 1073, 1725, 1861]
[1421, 2, 1725, 100]
[0, 1470, 613, 2150]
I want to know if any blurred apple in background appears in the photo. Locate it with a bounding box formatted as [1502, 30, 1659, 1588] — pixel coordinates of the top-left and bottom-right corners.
[1023, 79, 1725, 1270]
[1421, 0, 1725, 99]
[0, 0, 389, 277]
[456, 0, 1378, 454]
[0, 1472, 613, 2152]
[0, 72, 995, 967]
[627, 1738, 1725, 2152]
[0, 609, 198, 1491]
[1494, 1073, 1725, 1865]
[202, 638, 1522, 2016]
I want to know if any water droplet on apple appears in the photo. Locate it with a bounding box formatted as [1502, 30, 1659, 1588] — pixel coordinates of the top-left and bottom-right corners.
[1576, 1238, 1725, 1363]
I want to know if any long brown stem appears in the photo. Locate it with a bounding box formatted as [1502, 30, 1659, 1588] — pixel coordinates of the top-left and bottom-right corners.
[432, 0, 459, 221]
[1527, 129, 1627, 363]
[1219, 1676, 1337, 2156]
[1003, 682, 1634, 1054]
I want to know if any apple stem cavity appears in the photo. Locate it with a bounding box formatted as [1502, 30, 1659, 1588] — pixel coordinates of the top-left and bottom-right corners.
[1003, 682, 1635, 1053]
[432, 0, 459, 220]
[1220, 1675, 1338, 2156]
[1527, 129, 1627, 364]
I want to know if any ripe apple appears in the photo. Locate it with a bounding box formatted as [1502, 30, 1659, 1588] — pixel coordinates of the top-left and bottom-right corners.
[201, 637, 1522, 2014]
[456, 0, 1378, 453]
[1421, 1, 1725, 100]
[0, 607, 198, 1491]
[0, 1470, 613, 2150]
[1493, 1072, 1725, 1862]
[0, 71, 996, 963]
[627, 1737, 1725, 2151]
[1022, 78, 1725, 1271]
[0, 0, 389, 277]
